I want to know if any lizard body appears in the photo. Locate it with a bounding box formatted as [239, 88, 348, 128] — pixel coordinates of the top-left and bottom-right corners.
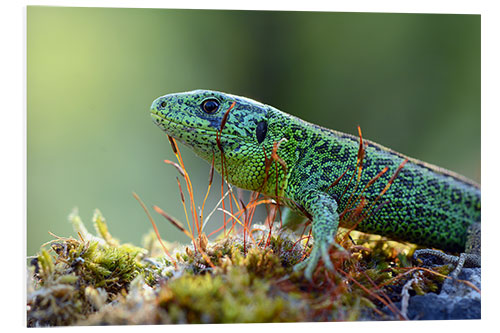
[150, 90, 481, 279]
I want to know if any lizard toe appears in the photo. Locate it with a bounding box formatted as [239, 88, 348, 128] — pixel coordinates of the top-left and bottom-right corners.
[293, 247, 320, 281]
[320, 242, 334, 271]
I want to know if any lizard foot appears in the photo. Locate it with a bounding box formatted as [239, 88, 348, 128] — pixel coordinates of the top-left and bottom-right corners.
[293, 240, 346, 281]
[413, 249, 480, 279]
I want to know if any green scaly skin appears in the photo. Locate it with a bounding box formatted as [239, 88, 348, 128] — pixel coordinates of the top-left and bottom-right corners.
[150, 90, 481, 280]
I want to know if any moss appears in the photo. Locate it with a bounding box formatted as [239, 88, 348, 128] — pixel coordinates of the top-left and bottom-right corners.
[28, 139, 475, 325]
[409, 264, 452, 295]
[28, 208, 458, 326]
[156, 268, 303, 323]
[27, 210, 157, 326]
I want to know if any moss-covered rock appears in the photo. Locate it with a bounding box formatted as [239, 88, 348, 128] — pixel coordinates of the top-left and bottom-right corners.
[27, 208, 476, 326]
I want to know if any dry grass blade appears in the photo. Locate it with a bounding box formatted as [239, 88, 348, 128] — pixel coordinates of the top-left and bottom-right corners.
[358, 159, 408, 222]
[338, 268, 406, 320]
[217, 207, 256, 244]
[167, 135, 177, 154]
[153, 205, 188, 235]
[199, 153, 216, 230]
[132, 192, 177, 268]
[164, 159, 186, 178]
[168, 136, 201, 243]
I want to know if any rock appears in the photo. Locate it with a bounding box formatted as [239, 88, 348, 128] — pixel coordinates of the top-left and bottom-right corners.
[385, 267, 481, 320]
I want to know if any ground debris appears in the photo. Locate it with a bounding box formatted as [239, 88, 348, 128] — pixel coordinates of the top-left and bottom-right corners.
[27, 209, 479, 326]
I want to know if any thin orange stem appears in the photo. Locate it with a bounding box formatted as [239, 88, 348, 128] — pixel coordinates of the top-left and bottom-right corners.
[132, 192, 177, 268]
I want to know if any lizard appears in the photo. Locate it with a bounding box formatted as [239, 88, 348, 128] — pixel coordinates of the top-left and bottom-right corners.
[150, 89, 481, 281]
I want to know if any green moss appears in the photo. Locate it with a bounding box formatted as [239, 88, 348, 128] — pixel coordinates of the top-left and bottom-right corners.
[411, 265, 452, 295]
[28, 208, 456, 326]
[156, 267, 303, 323]
[27, 210, 154, 326]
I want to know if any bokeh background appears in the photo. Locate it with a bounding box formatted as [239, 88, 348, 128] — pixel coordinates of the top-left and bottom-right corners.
[27, 7, 480, 256]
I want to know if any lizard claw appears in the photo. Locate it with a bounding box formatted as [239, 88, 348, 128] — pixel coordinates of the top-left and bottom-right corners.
[294, 239, 346, 281]
[293, 246, 320, 281]
[320, 242, 334, 272]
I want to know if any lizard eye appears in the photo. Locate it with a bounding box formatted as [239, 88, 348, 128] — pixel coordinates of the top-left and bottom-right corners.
[160, 101, 167, 108]
[256, 121, 267, 144]
[201, 99, 220, 114]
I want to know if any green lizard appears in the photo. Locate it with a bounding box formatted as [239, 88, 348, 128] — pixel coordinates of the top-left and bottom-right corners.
[150, 90, 481, 280]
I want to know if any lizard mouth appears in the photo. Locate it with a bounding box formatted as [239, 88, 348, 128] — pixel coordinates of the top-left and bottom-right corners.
[150, 111, 243, 143]
[150, 112, 164, 124]
[151, 112, 201, 135]
[151, 112, 173, 129]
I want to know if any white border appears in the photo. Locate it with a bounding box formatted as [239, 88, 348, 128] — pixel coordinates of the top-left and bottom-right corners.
[3, 1, 498, 332]
[5, 0, 492, 12]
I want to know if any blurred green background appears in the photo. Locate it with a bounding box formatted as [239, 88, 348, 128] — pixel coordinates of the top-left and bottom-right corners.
[27, 7, 480, 256]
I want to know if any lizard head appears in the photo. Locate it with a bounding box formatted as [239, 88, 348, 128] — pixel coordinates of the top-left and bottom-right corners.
[150, 90, 290, 192]
[150, 89, 270, 158]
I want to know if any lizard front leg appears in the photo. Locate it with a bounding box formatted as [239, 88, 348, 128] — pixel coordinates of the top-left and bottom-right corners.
[292, 188, 345, 280]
